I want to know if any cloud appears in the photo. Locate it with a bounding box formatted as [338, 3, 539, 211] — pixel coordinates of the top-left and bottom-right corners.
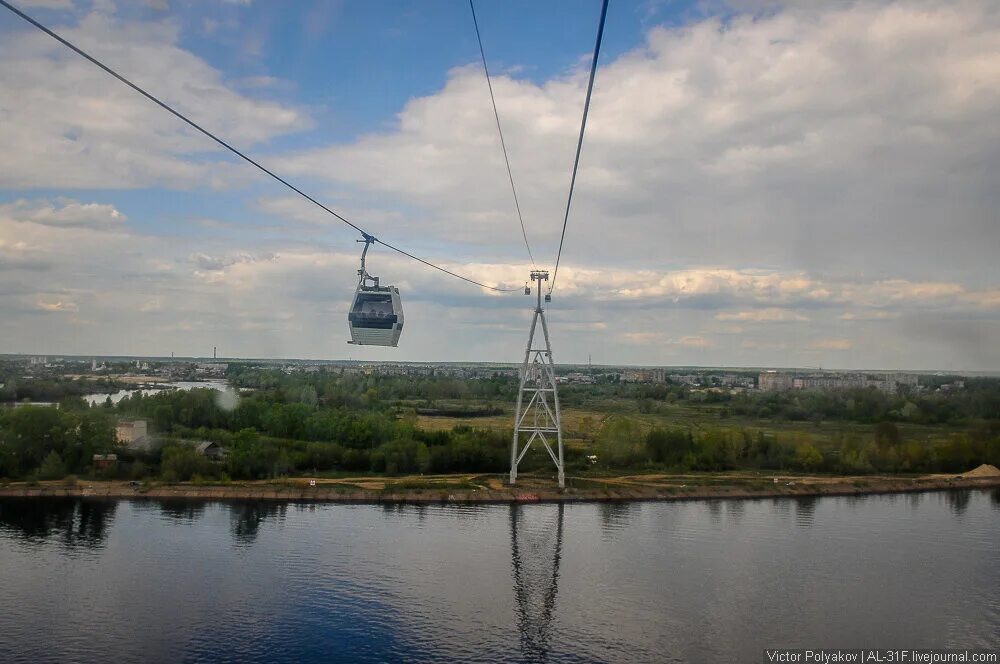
[715, 308, 810, 322]
[621, 332, 714, 348]
[0, 199, 126, 229]
[0, 196, 995, 368]
[273, 1, 1000, 279]
[188, 251, 276, 275]
[36, 296, 79, 313]
[807, 339, 853, 351]
[840, 311, 901, 321]
[678, 335, 713, 348]
[0, 9, 310, 190]
[0, 1, 997, 370]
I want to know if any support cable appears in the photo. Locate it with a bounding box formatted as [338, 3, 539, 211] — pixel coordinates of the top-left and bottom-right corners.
[469, 0, 535, 266]
[548, 0, 609, 295]
[0, 0, 519, 293]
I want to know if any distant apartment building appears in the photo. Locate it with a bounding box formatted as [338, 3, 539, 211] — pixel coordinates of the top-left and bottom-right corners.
[559, 372, 595, 384]
[758, 372, 795, 391]
[759, 371, 919, 394]
[195, 363, 228, 377]
[621, 368, 667, 383]
[116, 419, 150, 450]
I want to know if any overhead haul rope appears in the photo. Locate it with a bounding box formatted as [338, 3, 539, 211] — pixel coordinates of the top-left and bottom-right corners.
[0, 0, 519, 293]
[549, 0, 609, 296]
[468, 0, 534, 267]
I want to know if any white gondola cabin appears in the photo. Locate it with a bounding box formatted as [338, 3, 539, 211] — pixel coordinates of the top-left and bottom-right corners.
[348, 235, 403, 347]
[348, 280, 403, 346]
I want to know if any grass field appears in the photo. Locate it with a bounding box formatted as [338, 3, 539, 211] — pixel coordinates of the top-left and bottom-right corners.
[414, 399, 969, 453]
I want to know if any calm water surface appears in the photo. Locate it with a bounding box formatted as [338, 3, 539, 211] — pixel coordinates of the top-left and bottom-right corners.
[83, 379, 230, 406]
[0, 491, 997, 663]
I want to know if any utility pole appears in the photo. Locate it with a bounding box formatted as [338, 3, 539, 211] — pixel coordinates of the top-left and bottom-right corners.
[510, 270, 564, 488]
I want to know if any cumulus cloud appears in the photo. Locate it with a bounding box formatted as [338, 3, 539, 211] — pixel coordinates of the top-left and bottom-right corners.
[0, 1, 997, 370]
[715, 309, 810, 323]
[188, 251, 275, 273]
[35, 296, 79, 313]
[0, 198, 996, 367]
[840, 311, 901, 321]
[273, 1, 1000, 278]
[0, 199, 126, 229]
[0, 9, 309, 190]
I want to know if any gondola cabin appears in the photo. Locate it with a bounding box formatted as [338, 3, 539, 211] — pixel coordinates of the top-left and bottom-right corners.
[348, 281, 404, 347]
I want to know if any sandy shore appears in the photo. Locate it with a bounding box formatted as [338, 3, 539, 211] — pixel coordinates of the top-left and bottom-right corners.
[1, 472, 998, 504]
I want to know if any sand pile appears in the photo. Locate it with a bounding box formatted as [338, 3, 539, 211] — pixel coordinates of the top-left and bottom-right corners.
[961, 464, 1000, 478]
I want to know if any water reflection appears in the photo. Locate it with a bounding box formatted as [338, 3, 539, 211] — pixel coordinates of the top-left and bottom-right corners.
[771, 496, 792, 518]
[794, 496, 817, 526]
[0, 498, 116, 548]
[230, 501, 286, 546]
[157, 500, 207, 522]
[380, 502, 431, 523]
[944, 490, 971, 515]
[706, 499, 723, 524]
[726, 499, 745, 525]
[509, 503, 564, 662]
[599, 501, 635, 537]
[1, 492, 998, 662]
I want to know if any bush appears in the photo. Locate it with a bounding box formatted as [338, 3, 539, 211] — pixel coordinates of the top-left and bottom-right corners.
[161, 445, 213, 482]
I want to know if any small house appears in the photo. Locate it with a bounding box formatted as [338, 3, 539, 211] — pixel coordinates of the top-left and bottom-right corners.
[194, 441, 226, 461]
[92, 454, 118, 470]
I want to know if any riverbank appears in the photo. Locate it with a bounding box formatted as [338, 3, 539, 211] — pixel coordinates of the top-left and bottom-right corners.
[2, 470, 999, 503]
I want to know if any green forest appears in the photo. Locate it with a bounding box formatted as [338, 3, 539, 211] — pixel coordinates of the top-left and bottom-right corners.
[1, 367, 999, 483]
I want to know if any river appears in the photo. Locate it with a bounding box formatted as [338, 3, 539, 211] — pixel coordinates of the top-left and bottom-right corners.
[83, 379, 230, 406]
[0, 491, 997, 663]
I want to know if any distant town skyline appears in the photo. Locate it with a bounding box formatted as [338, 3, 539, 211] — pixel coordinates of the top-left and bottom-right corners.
[1, 0, 998, 370]
[8, 353, 999, 378]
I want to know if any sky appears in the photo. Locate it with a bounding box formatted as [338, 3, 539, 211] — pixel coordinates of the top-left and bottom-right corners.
[0, 0, 998, 370]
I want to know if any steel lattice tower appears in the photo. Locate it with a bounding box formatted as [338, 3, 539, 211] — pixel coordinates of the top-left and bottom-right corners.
[510, 270, 564, 488]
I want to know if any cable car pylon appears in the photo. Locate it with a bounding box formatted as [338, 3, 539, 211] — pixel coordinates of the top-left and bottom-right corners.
[510, 270, 564, 489]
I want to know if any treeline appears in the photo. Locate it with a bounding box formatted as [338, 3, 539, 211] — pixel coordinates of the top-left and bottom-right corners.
[3, 367, 999, 482]
[0, 377, 122, 403]
[0, 404, 116, 479]
[112, 386, 518, 481]
[596, 419, 1000, 475]
[726, 382, 1000, 425]
[156, 426, 513, 483]
[559, 378, 1000, 425]
[227, 366, 517, 403]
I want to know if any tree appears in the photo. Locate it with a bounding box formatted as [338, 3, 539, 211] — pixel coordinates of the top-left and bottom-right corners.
[38, 450, 65, 480]
[794, 443, 823, 471]
[299, 386, 318, 407]
[161, 445, 212, 482]
[645, 428, 692, 466]
[153, 405, 174, 433]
